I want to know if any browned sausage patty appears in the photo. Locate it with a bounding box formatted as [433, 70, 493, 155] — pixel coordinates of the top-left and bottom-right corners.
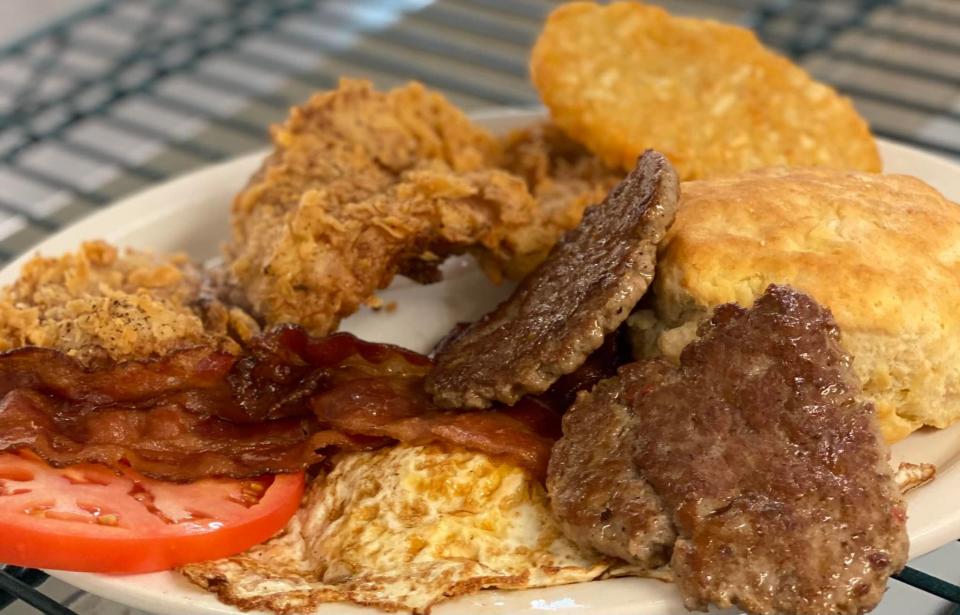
[548, 285, 908, 615]
[426, 150, 680, 408]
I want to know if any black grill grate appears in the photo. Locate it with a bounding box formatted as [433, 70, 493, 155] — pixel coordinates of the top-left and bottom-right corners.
[0, 0, 958, 613]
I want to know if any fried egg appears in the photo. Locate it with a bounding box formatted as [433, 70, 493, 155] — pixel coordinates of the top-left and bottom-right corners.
[181, 444, 619, 613]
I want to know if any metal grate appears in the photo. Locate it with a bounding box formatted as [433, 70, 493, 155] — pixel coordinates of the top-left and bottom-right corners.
[0, 0, 959, 613]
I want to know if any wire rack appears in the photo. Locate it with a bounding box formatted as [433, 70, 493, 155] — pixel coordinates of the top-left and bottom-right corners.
[0, 0, 958, 613]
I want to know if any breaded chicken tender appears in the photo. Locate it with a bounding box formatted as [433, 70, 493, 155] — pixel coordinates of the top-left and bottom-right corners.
[227, 79, 544, 335]
[0, 240, 257, 365]
[531, 2, 881, 180]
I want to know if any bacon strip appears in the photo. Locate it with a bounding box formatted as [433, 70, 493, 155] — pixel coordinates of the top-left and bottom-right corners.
[0, 326, 558, 481]
[311, 378, 559, 478]
[0, 346, 234, 405]
[0, 390, 326, 481]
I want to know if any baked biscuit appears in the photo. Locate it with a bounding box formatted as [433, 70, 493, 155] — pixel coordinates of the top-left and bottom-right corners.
[637, 167, 960, 442]
[531, 2, 881, 180]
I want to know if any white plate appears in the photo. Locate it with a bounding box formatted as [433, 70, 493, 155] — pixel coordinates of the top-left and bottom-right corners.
[2, 109, 959, 615]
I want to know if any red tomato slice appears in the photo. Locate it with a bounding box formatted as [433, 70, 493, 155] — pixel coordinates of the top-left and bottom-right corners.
[0, 452, 303, 573]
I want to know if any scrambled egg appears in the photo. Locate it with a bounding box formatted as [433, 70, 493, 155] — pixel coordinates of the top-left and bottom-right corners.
[181, 445, 618, 613]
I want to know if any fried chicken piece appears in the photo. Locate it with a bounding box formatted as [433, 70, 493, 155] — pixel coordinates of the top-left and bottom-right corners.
[226, 79, 542, 335]
[489, 123, 623, 279]
[0, 240, 257, 365]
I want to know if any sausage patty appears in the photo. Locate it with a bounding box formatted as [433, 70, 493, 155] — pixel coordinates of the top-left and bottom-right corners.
[548, 285, 908, 615]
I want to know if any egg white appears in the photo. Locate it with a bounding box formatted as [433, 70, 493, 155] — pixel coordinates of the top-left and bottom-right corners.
[182, 444, 618, 613]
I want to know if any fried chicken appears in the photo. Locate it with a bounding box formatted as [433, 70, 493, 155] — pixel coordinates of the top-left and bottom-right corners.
[0, 240, 257, 365]
[491, 123, 623, 279]
[226, 79, 545, 336]
[226, 78, 623, 334]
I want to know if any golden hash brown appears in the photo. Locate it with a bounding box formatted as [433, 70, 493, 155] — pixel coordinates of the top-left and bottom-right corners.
[531, 2, 881, 180]
[227, 79, 544, 335]
[0, 240, 257, 365]
[490, 122, 623, 279]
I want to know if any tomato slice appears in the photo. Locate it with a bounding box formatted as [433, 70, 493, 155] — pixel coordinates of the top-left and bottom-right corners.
[0, 452, 303, 573]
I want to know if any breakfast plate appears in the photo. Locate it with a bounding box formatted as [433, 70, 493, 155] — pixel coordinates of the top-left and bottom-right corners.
[3, 109, 959, 615]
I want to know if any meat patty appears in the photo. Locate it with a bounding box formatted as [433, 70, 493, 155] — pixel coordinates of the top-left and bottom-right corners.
[426, 150, 680, 408]
[548, 285, 908, 615]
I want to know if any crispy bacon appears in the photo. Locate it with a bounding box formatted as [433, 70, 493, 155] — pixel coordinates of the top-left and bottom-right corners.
[311, 378, 559, 477]
[0, 389, 327, 481]
[0, 346, 234, 405]
[0, 326, 559, 481]
[219, 327, 430, 423]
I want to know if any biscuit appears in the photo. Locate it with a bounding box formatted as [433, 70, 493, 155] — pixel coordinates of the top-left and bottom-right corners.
[641, 167, 960, 442]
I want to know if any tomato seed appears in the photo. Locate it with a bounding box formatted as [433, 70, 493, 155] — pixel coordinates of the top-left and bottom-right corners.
[97, 514, 119, 526]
